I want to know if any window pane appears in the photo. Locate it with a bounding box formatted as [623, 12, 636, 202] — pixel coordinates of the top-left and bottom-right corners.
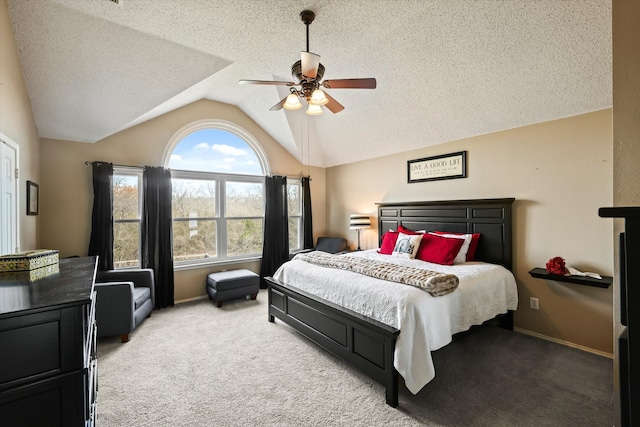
[172, 179, 216, 218]
[113, 175, 139, 220]
[167, 129, 264, 175]
[114, 222, 140, 268]
[287, 183, 301, 216]
[226, 182, 263, 217]
[289, 217, 300, 250]
[173, 219, 217, 261]
[227, 219, 263, 256]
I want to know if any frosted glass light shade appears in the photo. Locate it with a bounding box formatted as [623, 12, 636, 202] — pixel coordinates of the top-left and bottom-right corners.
[309, 89, 329, 105]
[306, 104, 323, 115]
[283, 93, 302, 110]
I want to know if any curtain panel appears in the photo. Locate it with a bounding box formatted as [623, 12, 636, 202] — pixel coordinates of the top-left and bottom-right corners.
[142, 166, 175, 308]
[88, 162, 114, 271]
[301, 176, 314, 249]
[260, 175, 289, 288]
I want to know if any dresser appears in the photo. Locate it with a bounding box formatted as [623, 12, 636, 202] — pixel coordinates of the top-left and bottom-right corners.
[0, 256, 98, 427]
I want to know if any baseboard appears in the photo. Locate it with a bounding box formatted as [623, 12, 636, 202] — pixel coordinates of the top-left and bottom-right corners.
[175, 295, 209, 304]
[514, 327, 614, 359]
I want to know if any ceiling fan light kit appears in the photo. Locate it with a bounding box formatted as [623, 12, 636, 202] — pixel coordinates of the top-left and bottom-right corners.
[239, 10, 376, 115]
[283, 93, 302, 110]
[309, 89, 329, 106]
[306, 104, 323, 116]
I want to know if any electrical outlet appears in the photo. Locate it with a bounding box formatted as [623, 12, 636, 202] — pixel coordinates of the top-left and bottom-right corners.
[530, 297, 539, 310]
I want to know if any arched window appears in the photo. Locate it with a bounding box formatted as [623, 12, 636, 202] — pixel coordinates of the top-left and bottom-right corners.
[163, 120, 300, 267]
[166, 127, 267, 175]
[112, 120, 301, 269]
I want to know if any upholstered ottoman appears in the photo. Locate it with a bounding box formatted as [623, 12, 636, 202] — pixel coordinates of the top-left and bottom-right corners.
[206, 269, 259, 307]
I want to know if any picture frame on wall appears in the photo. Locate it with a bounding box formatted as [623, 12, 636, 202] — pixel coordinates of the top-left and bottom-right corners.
[27, 181, 39, 215]
[407, 151, 467, 183]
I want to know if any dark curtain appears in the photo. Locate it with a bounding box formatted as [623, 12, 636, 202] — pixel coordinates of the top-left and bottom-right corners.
[88, 162, 114, 271]
[260, 175, 289, 288]
[301, 176, 314, 249]
[142, 166, 175, 309]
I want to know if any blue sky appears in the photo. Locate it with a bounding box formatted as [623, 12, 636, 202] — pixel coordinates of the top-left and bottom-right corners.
[168, 129, 263, 175]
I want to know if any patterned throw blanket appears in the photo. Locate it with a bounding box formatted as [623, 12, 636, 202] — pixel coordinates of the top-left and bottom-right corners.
[294, 252, 459, 297]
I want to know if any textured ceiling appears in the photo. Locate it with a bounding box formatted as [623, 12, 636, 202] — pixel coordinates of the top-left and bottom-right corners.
[6, 0, 611, 167]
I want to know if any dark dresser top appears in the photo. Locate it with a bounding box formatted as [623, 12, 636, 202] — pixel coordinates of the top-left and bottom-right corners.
[0, 256, 97, 317]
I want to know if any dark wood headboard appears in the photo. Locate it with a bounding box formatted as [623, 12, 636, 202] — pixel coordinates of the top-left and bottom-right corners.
[376, 198, 515, 270]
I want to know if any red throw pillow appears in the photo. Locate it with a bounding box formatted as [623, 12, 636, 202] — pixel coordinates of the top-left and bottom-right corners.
[431, 231, 481, 261]
[397, 224, 423, 235]
[416, 233, 465, 265]
[378, 231, 399, 255]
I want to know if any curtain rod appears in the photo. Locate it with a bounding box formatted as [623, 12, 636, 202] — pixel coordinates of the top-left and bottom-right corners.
[84, 161, 137, 169]
[85, 161, 310, 180]
[284, 175, 311, 181]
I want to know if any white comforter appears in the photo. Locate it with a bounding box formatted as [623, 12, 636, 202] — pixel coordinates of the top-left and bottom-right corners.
[273, 249, 518, 394]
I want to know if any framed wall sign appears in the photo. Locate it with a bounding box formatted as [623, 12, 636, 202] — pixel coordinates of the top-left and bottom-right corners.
[27, 181, 39, 215]
[407, 151, 467, 183]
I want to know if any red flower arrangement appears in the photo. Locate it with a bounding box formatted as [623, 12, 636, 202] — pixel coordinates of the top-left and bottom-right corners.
[546, 256, 567, 275]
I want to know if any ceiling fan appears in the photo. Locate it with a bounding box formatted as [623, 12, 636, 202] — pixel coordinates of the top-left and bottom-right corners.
[239, 10, 376, 115]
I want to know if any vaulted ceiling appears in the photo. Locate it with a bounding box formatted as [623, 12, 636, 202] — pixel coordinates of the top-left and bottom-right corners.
[6, 0, 611, 167]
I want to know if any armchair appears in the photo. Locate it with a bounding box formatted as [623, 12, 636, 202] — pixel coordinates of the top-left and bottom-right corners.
[315, 237, 348, 253]
[289, 237, 348, 259]
[94, 268, 155, 343]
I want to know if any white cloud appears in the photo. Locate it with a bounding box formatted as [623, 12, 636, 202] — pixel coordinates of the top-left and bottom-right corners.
[194, 142, 210, 150]
[170, 154, 182, 161]
[245, 160, 255, 165]
[223, 157, 235, 163]
[211, 144, 248, 156]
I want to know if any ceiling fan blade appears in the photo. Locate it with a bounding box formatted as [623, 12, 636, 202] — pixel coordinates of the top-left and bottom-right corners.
[323, 92, 345, 114]
[322, 78, 377, 89]
[301, 51, 321, 79]
[239, 79, 296, 86]
[269, 96, 288, 111]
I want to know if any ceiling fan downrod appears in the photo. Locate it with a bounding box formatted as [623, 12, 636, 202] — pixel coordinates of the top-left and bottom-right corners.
[300, 10, 315, 53]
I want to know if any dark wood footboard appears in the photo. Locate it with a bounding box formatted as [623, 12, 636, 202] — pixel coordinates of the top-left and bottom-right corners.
[266, 276, 401, 407]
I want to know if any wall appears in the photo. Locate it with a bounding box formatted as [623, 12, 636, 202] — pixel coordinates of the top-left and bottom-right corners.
[39, 99, 326, 301]
[612, 1, 640, 425]
[326, 110, 614, 354]
[613, 0, 640, 321]
[0, 0, 40, 250]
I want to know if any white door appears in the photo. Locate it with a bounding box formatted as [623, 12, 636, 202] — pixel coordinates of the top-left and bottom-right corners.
[0, 138, 18, 255]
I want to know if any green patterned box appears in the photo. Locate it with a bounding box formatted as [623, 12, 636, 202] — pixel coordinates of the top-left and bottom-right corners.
[0, 263, 60, 282]
[0, 249, 59, 272]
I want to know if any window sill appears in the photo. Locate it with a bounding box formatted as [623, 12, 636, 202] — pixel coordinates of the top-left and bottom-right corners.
[174, 255, 262, 272]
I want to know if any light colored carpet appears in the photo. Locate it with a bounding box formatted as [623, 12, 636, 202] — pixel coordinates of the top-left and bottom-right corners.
[97, 292, 613, 426]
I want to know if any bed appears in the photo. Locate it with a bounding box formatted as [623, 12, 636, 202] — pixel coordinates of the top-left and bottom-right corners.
[265, 198, 517, 407]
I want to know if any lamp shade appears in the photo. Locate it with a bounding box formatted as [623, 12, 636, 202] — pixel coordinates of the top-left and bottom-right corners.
[305, 104, 323, 115]
[283, 93, 302, 110]
[349, 214, 371, 229]
[309, 89, 329, 106]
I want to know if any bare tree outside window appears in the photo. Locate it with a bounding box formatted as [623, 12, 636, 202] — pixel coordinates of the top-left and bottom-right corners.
[172, 178, 218, 262]
[226, 181, 264, 256]
[287, 181, 302, 250]
[113, 173, 141, 268]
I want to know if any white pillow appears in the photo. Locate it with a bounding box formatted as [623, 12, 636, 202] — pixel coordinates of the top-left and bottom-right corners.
[392, 232, 423, 259]
[429, 232, 472, 264]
